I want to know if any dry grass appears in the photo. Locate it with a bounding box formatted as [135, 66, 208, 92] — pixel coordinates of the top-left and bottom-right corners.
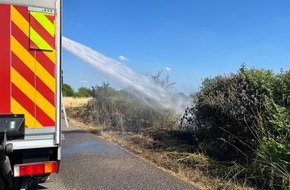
[65, 98, 255, 190]
[68, 117, 255, 190]
[63, 97, 93, 108]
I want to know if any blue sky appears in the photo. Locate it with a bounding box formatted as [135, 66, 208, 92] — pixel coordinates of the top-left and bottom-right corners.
[62, 0, 290, 95]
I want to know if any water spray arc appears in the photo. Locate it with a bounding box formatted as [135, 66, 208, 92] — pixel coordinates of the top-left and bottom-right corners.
[62, 37, 188, 114]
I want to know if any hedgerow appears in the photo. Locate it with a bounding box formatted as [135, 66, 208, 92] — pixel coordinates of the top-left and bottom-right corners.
[181, 65, 290, 189]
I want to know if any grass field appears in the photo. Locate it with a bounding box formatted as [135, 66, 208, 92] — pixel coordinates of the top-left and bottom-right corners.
[63, 97, 93, 108]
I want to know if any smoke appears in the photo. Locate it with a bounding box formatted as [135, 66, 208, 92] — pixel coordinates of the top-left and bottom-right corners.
[62, 37, 188, 114]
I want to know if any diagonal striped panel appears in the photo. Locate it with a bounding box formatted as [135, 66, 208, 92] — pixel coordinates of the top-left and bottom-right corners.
[11, 6, 29, 35]
[11, 98, 42, 127]
[11, 7, 55, 89]
[10, 5, 56, 128]
[11, 30, 56, 92]
[12, 83, 54, 127]
[30, 11, 55, 50]
[44, 49, 56, 63]
[31, 12, 55, 36]
[11, 68, 55, 124]
[11, 52, 54, 106]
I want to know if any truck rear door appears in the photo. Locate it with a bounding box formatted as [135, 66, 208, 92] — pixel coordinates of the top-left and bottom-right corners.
[0, 0, 61, 156]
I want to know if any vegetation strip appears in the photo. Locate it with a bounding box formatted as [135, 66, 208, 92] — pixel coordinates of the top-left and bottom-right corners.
[67, 116, 254, 190]
[64, 66, 290, 190]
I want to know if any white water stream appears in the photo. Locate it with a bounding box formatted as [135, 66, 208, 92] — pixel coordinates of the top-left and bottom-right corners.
[62, 37, 188, 114]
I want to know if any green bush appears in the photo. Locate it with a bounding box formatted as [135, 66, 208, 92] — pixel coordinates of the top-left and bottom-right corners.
[273, 70, 290, 109]
[182, 65, 290, 189]
[74, 87, 92, 97]
[252, 101, 290, 189]
[192, 70, 262, 161]
[62, 83, 75, 97]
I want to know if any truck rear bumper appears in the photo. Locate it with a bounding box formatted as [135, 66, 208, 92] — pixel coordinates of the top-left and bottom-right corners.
[8, 127, 60, 151]
[10, 139, 57, 150]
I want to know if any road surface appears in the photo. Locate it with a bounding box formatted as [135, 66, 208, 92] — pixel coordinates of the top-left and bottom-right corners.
[37, 121, 197, 190]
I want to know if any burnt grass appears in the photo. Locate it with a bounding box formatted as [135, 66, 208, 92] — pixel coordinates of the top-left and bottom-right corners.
[66, 107, 198, 153]
[66, 106, 254, 190]
[146, 129, 198, 152]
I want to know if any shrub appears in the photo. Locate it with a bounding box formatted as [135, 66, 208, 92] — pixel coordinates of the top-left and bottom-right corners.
[74, 87, 92, 97]
[191, 71, 262, 162]
[62, 83, 75, 97]
[89, 83, 179, 132]
[251, 101, 290, 189]
[181, 65, 290, 189]
[274, 70, 290, 109]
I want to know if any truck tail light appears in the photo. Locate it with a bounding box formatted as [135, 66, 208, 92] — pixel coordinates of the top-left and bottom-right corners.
[14, 161, 57, 177]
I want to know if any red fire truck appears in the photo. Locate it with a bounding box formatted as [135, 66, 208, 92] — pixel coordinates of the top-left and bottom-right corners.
[0, 0, 62, 189]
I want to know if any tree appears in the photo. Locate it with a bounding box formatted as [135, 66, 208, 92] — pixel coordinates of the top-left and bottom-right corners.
[91, 82, 115, 99]
[150, 71, 175, 89]
[62, 83, 74, 97]
[75, 87, 92, 97]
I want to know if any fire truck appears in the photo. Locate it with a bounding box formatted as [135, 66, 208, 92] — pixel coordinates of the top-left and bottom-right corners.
[0, 0, 62, 189]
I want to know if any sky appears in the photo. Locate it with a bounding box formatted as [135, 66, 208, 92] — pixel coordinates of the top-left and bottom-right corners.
[62, 0, 290, 95]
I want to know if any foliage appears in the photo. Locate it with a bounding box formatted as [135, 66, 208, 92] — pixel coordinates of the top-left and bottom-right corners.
[187, 71, 262, 161]
[273, 70, 290, 109]
[74, 87, 92, 97]
[62, 83, 75, 97]
[88, 83, 179, 132]
[63, 83, 92, 97]
[149, 70, 176, 89]
[181, 65, 290, 189]
[84, 72, 179, 132]
[66, 66, 290, 189]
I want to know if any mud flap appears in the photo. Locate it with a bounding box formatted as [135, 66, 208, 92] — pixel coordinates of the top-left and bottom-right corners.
[0, 156, 13, 189]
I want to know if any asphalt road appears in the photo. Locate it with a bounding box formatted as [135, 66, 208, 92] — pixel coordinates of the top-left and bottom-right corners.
[37, 121, 197, 190]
